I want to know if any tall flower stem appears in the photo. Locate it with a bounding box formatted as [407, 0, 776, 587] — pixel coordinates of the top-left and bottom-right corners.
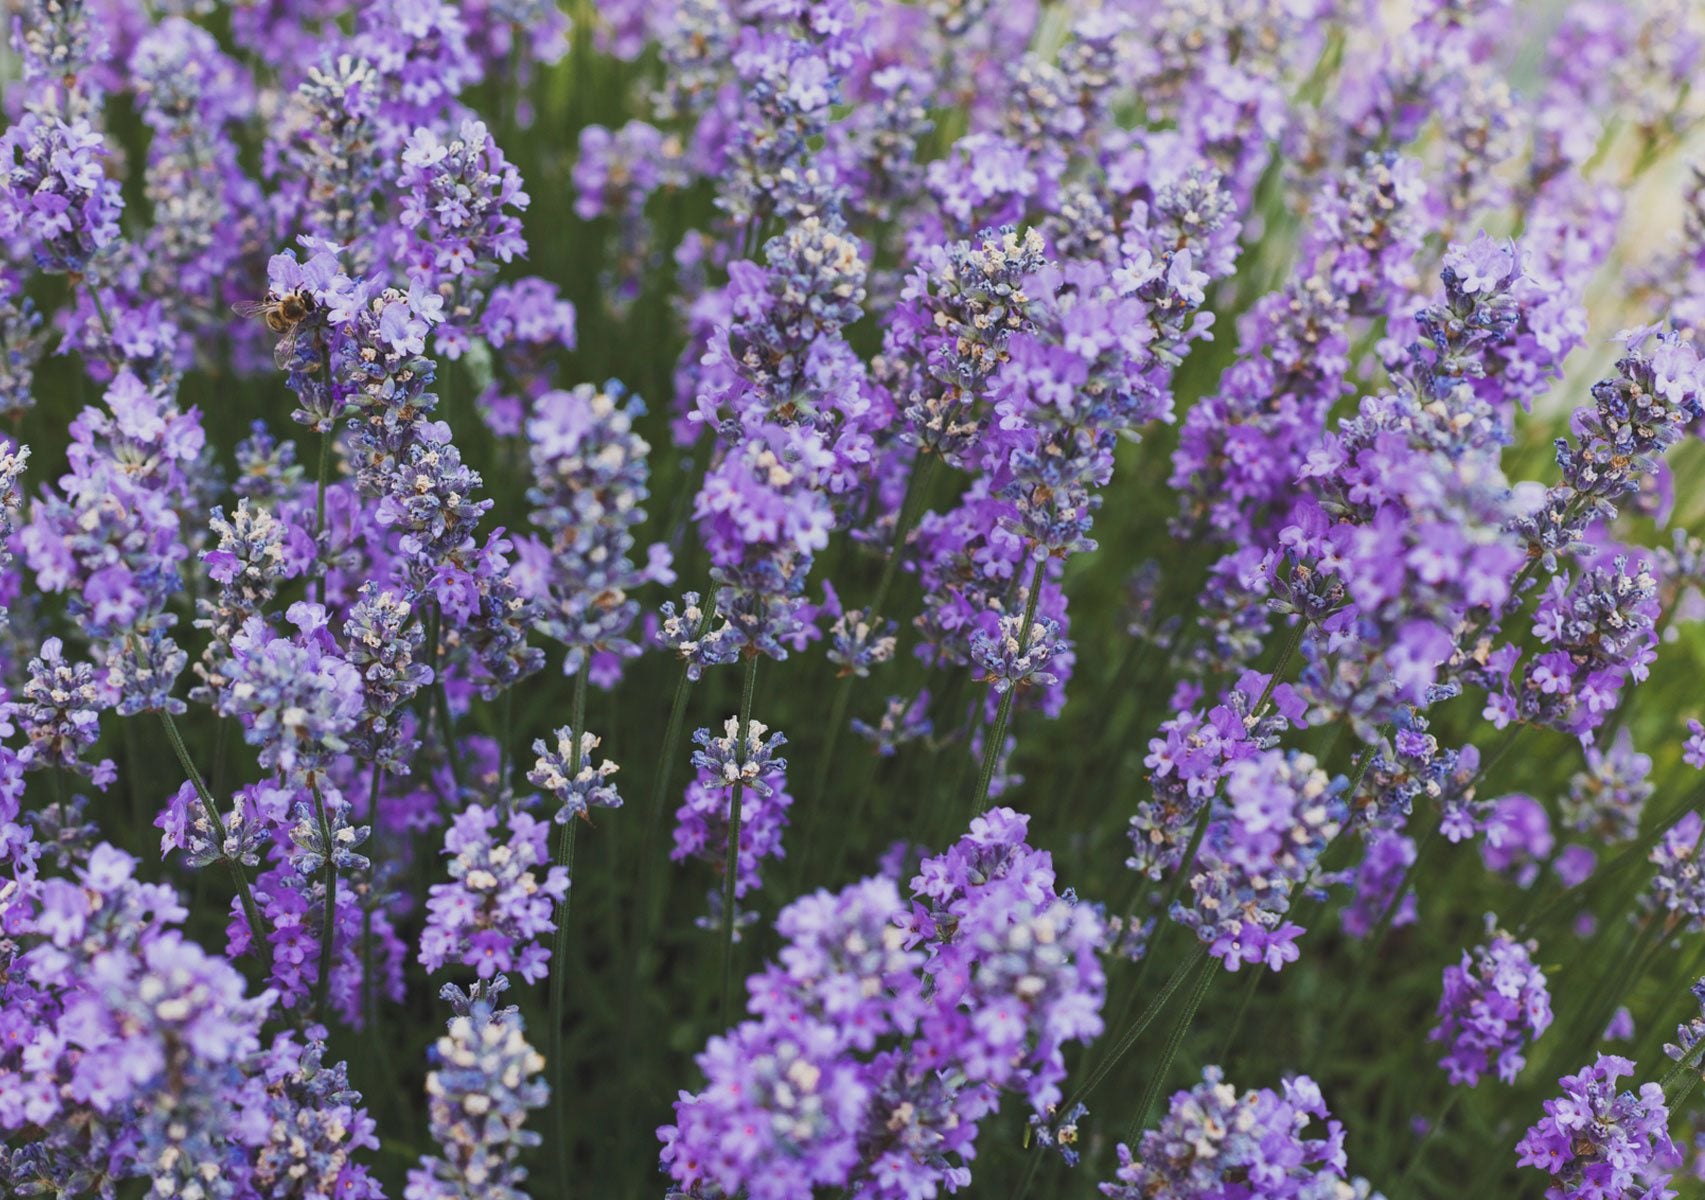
[720, 650, 760, 1025]
[315, 427, 331, 539]
[808, 451, 937, 816]
[1214, 962, 1266, 1061]
[310, 778, 338, 1019]
[1392, 1087, 1463, 1200]
[642, 591, 721, 942]
[158, 711, 271, 971]
[1055, 942, 1210, 1119]
[1126, 949, 1217, 1143]
[361, 766, 385, 1037]
[548, 664, 588, 1200]
[425, 603, 464, 802]
[969, 555, 1048, 817]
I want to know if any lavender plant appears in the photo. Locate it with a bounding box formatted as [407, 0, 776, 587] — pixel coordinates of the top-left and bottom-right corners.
[5, 1, 1705, 1197]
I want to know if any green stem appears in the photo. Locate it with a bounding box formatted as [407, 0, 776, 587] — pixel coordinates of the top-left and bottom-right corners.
[310, 780, 338, 1020]
[1059, 943, 1210, 1116]
[721, 651, 761, 1025]
[1253, 619, 1306, 713]
[549, 666, 588, 1200]
[640, 664, 696, 946]
[159, 711, 270, 970]
[315, 427, 331, 540]
[1127, 950, 1216, 1143]
[808, 454, 938, 823]
[497, 688, 514, 791]
[1214, 962, 1266, 1062]
[1393, 1088, 1463, 1200]
[969, 556, 1048, 817]
[430, 605, 464, 801]
[362, 766, 385, 1037]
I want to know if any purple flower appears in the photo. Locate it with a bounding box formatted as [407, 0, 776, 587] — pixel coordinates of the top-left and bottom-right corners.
[407, 977, 547, 1200]
[1430, 916, 1553, 1086]
[524, 380, 670, 674]
[1101, 1068, 1370, 1200]
[673, 749, 792, 904]
[1516, 1054, 1677, 1199]
[527, 728, 622, 824]
[0, 115, 123, 273]
[1686, 720, 1705, 770]
[1171, 750, 1345, 971]
[420, 802, 569, 983]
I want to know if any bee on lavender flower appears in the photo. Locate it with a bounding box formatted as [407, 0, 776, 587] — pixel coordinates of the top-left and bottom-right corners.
[233, 288, 316, 369]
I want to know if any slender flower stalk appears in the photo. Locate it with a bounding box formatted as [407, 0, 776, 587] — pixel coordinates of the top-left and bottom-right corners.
[547, 665, 587, 1197]
[1126, 948, 1217, 1142]
[720, 651, 759, 1025]
[970, 555, 1049, 816]
[310, 779, 337, 1017]
[809, 451, 941, 814]
[159, 710, 271, 970]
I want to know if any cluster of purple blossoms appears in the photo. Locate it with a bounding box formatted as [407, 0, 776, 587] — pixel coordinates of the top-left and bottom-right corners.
[851, 691, 934, 758]
[1516, 1054, 1677, 1199]
[130, 17, 259, 335]
[406, 978, 548, 1200]
[221, 604, 364, 779]
[674, 718, 792, 906]
[661, 808, 1105, 1199]
[20, 371, 204, 717]
[1563, 729, 1654, 843]
[1512, 326, 1705, 565]
[1650, 811, 1705, 931]
[420, 801, 569, 983]
[1273, 235, 1529, 719]
[5, 0, 1705, 1195]
[1173, 750, 1347, 971]
[522, 381, 671, 678]
[655, 591, 742, 681]
[970, 612, 1064, 696]
[0, 840, 385, 1198]
[1340, 828, 1419, 940]
[395, 119, 529, 355]
[1173, 152, 1425, 547]
[343, 584, 434, 771]
[1430, 916, 1553, 1086]
[527, 727, 623, 824]
[1352, 709, 1487, 837]
[0, 114, 123, 274]
[1481, 555, 1660, 739]
[1129, 669, 1308, 882]
[1100, 1069, 1373, 1200]
[157, 780, 280, 872]
[572, 120, 690, 308]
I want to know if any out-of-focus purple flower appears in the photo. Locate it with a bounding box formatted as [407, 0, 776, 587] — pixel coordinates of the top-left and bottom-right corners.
[407, 977, 547, 1200]
[1686, 719, 1705, 770]
[1100, 1068, 1370, 1200]
[1172, 750, 1345, 972]
[1430, 915, 1552, 1086]
[420, 802, 569, 983]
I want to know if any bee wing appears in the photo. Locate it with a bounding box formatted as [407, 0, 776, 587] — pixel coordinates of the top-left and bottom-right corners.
[231, 299, 271, 319]
[273, 326, 302, 371]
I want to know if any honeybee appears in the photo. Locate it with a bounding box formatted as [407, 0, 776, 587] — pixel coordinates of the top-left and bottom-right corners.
[233, 290, 314, 370]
